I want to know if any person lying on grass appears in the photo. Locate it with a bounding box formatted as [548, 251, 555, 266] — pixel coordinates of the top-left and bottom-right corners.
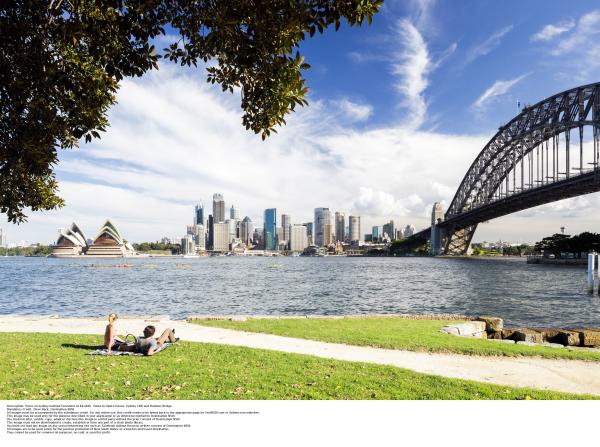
[119, 325, 179, 356]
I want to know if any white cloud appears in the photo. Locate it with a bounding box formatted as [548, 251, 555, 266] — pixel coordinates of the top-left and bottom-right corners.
[5, 65, 596, 246]
[333, 98, 373, 122]
[539, 10, 600, 84]
[466, 25, 513, 63]
[472, 74, 529, 111]
[352, 187, 423, 218]
[530, 19, 575, 42]
[392, 19, 432, 130]
[552, 11, 600, 55]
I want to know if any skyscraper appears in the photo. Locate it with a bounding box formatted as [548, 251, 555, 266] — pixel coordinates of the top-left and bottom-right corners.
[334, 212, 345, 242]
[241, 216, 254, 245]
[207, 214, 214, 250]
[372, 225, 381, 241]
[314, 207, 331, 247]
[349, 215, 361, 244]
[230, 205, 240, 220]
[383, 220, 395, 240]
[213, 193, 225, 223]
[194, 203, 204, 227]
[290, 225, 308, 252]
[213, 222, 230, 252]
[323, 223, 333, 246]
[404, 224, 415, 237]
[0, 228, 6, 247]
[264, 208, 277, 251]
[194, 224, 205, 250]
[281, 214, 291, 242]
[303, 222, 313, 245]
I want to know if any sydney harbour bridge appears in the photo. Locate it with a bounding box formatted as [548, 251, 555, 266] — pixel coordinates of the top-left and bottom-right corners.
[412, 82, 600, 255]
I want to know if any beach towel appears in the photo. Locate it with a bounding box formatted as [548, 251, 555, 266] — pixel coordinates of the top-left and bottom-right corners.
[88, 342, 172, 356]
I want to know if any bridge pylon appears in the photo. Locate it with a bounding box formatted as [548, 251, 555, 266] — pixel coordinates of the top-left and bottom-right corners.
[441, 224, 477, 256]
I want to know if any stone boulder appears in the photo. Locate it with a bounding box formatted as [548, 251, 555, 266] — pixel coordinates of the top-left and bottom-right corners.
[501, 329, 516, 339]
[440, 321, 486, 337]
[554, 330, 581, 346]
[512, 329, 544, 344]
[487, 331, 502, 340]
[478, 316, 503, 332]
[579, 329, 600, 347]
[440, 326, 460, 336]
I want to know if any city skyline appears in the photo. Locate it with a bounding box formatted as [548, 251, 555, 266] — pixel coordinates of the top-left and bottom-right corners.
[3, 1, 600, 245]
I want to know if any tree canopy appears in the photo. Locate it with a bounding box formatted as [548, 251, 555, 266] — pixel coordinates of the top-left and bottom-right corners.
[1, 0, 382, 223]
[534, 232, 600, 257]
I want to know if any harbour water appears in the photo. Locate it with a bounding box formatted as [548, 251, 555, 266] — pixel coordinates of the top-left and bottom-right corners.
[0, 256, 599, 327]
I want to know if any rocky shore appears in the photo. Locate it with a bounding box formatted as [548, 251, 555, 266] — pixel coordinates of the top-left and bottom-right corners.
[441, 316, 600, 350]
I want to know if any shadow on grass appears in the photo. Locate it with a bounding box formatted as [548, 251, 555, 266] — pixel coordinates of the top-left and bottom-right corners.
[61, 343, 102, 350]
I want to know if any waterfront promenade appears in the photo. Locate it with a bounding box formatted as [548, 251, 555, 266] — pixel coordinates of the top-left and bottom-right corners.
[1, 315, 599, 396]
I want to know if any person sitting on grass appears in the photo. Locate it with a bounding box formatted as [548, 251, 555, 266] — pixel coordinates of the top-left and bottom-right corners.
[119, 325, 179, 356]
[104, 313, 125, 354]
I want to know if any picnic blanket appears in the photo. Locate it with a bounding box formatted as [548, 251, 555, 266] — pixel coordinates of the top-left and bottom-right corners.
[88, 342, 172, 356]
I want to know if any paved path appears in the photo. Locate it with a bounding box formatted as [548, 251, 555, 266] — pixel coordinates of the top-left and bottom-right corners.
[1, 315, 600, 396]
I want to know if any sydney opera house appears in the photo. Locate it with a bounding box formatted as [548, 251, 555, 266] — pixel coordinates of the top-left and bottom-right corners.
[51, 219, 135, 257]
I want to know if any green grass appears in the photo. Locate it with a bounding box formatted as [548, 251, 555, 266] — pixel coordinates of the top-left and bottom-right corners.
[0, 332, 591, 400]
[192, 317, 600, 361]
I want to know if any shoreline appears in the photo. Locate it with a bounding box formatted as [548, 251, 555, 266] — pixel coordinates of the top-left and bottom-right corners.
[1, 314, 600, 396]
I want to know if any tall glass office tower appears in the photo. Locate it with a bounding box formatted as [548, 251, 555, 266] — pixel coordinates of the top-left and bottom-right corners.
[314, 207, 331, 247]
[263, 208, 277, 251]
[213, 193, 225, 223]
[194, 203, 204, 226]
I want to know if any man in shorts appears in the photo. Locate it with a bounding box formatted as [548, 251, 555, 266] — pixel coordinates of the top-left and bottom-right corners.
[120, 325, 178, 356]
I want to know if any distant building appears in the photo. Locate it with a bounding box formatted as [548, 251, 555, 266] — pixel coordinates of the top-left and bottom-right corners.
[275, 226, 284, 249]
[303, 222, 313, 246]
[383, 220, 395, 240]
[85, 219, 135, 257]
[194, 224, 205, 250]
[290, 225, 308, 252]
[323, 223, 333, 246]
[253, 227, 264, 248]
[227, 219, 237, 242]
[51, 222, 88, 257]
[194, 203, 204, 227]
[264, 208, 277, 251]
[314, 207, 331, 246]
[0, 228, 6, 247]
[281, 214, 291, 242]
[372, 225, 381, 242]
[230, 205, 240, 220]
[181, 234, 196, 255]
[404, 224, 415, 238]
[207, 215, 214, 250]
[213, 222, 230, 252]
[349, 216, 361, 244]
[334, 212, 345, 242]
[186, 225, 195, 236]
[395, 229, 404, 240]
[241, 216, 254, 245]
[213, 193, 225, 223]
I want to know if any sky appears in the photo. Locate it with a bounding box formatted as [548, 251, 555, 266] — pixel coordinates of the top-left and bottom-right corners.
[4, 0, 600, 245]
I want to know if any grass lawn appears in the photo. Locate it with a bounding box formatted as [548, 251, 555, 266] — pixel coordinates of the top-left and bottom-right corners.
[0, 332, 591, 400]
[191, 317, 600, 362]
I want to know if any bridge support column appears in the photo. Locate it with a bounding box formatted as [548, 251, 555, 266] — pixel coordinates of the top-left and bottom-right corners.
[441, 224, 478, 256]
[429, 202, 445, 256]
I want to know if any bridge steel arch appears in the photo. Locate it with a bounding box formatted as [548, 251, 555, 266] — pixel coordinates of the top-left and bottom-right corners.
[440, 82, 600, 255]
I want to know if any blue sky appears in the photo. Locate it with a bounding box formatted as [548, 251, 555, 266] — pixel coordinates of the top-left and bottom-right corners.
[4, 0, 600, 245]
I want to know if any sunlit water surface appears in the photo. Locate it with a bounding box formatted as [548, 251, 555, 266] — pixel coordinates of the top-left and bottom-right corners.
[0, 256, 598, 327]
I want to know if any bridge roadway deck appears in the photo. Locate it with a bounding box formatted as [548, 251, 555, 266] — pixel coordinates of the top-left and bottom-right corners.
[442, 170, 600, 229]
